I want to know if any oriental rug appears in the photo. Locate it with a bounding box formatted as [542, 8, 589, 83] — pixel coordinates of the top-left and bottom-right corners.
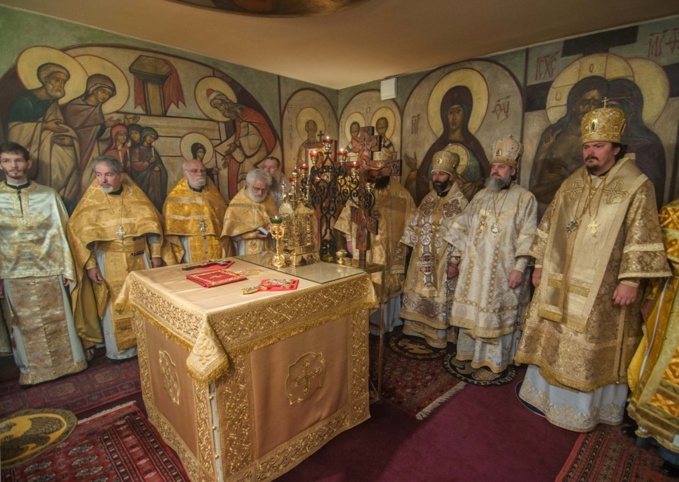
[1, 402, 190, 481]
[556, 423, 675, 482]
[0, 409, 77, 469]
[0, 355, 141, 418]
[370, 328, 465, 420]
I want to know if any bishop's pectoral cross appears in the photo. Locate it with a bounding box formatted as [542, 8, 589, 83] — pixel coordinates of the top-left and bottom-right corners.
[350, 205, 378, 269]
[116, 225, 126, 241]
[198, 218, 209, 261]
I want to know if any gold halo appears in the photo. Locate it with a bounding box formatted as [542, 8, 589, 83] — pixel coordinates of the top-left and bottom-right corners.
[627, 58, 669, 126]
[440, 143, 470, 176]
[17, 46, 87, 105]
[428, 68, 488, 136]
[545, 53, 633, 124]
[195, 77, 237, 122]
[296, 107, 325, 140]
[344, 112, 366, 143]
[74, 55, 128, 114]
[180, 132, 215, 163]
[370, 107, 395, 139]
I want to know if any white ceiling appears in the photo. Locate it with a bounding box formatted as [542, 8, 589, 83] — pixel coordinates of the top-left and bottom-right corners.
[1, 0, 678, 89]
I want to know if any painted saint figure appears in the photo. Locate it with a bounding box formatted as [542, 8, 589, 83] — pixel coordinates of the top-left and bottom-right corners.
[7, 62, 80, 211]
[417, 85, 489, 203]
[529, 76, 607, 218]
[129, 126, 168, 212]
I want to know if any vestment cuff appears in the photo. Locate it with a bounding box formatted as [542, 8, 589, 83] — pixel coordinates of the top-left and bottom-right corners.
[150, 242, 161, 258]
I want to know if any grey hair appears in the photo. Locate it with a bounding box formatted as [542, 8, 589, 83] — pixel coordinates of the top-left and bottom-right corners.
[91, 155, 123, 175]
[246, 168, 272, 186]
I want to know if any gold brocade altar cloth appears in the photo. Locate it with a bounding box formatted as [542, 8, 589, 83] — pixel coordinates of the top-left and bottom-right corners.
[121, 257, 376, 481]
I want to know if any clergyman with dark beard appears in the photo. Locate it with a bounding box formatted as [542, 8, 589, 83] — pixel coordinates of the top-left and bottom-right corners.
[334, 158, 416, 335]
[399, 147, 468, 349]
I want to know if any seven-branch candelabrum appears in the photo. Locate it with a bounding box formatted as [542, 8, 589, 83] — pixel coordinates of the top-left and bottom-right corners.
[293, 136, 375, 261]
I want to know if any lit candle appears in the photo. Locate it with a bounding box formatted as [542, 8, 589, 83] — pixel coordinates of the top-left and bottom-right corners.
[270, 215, 283, 224]
[350, 160, 360, 169]
[299, 163, 309, 171]
[323, 135, 332, 144]
[309, 150, 319, 159]
[338, 148, 348, 156]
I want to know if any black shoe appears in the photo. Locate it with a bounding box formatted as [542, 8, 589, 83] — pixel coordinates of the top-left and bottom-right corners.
[621, 424, 637, 438]
[660, 461, 679, 478]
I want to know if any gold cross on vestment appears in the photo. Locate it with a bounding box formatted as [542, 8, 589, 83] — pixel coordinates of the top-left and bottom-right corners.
[116, 225, 126, 241]
[587, 219, 600, 236]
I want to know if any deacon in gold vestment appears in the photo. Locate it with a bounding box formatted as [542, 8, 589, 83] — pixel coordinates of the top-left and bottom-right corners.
[627, 197, 679, 471]
[0, 142, 86, 384]
[445, 136, 537, 378]
[221, 168, 278, 255]
[163, 159, 228, 263]
[335, 160, 416, 333]
[68, 156, 175, 361]
[400, 147, 468, 348]
[516, 106, 670, 432]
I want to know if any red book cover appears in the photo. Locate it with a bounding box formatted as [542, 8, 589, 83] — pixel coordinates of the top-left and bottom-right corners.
[259, 278, 299, 291]
[186, 269, 247, 288]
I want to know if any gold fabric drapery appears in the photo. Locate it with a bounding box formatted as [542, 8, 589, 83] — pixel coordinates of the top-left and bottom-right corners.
[121, 258, 375, 481]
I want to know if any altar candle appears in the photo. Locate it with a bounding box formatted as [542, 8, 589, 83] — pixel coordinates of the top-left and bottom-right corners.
[310, 150, 319, 159]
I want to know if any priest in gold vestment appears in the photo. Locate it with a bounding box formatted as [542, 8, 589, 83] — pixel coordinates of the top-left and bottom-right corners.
[0, 141, 86, 384]
[516, 106, 670, 432]
[445, 135, 537, 379]
[400, 147, 468, 348]
[221, 168, 278, 255]
[163, 159, 228, 263]
[335, 160, 416, 334]
[627, 197, 679, 472]
[68, 156, 175, 361]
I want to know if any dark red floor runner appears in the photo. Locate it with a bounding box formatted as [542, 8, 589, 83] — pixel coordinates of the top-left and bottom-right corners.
[0, 355, 141, 418]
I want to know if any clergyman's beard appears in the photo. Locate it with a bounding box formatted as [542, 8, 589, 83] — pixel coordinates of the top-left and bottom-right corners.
[373, 176, 390, 190]
[100, 185, 114, 194]
[247, 187, 266, 203]
[485, 175, 511, 192]
[189, 177, 207, 189]
[585, 155, 599, 174]
[433, 180, 451, 194]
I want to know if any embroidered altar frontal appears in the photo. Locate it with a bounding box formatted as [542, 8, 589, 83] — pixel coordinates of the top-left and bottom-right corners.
[122, 258, 376, 481]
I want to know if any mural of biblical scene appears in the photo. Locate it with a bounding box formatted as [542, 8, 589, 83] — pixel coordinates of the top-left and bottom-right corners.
[0, 45, 280, 211]
[282, 89, 337, 175]
[339, 91, 401, 170]
[525, 51, 672, 217]
[370, 104, 400, 164]
[401, 61, 523, 204]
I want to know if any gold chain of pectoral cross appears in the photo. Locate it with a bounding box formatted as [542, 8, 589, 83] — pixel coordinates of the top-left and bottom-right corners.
[567, 172, 606, 237]
[105, 190, 126, 241]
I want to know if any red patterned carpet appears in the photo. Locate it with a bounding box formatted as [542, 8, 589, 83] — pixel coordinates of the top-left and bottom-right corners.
[0, 355, 141, 419]
[1, 402, 189, 481]
[370, 328, 465, 419]
[557, 423, 675, 481]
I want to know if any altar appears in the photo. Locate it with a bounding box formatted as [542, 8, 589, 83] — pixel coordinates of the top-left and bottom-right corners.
[121, 255, 376, 481]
